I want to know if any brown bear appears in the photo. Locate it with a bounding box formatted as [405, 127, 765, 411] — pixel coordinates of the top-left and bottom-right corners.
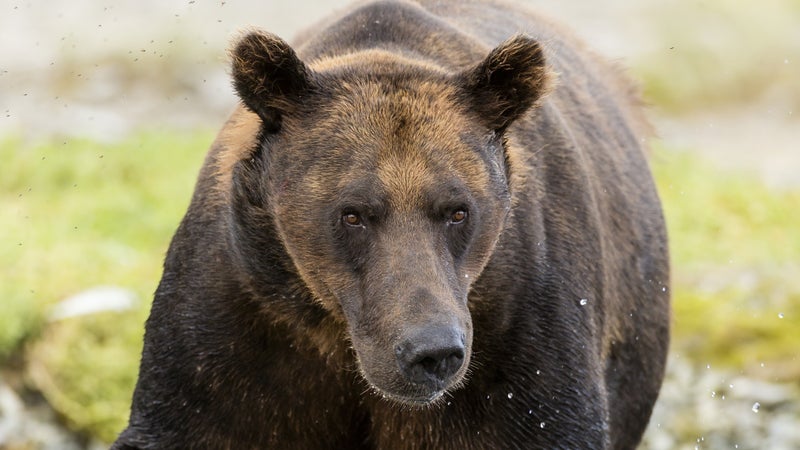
[113, 0, 669, 448]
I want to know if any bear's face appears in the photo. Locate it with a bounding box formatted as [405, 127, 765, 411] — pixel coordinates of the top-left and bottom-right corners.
[267, 74, 510, 403]
[230, 32, 549, 404]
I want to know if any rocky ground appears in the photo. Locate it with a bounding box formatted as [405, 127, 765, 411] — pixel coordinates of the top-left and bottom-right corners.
[0, 377, 103, 450]
[643, 356, 800, 450]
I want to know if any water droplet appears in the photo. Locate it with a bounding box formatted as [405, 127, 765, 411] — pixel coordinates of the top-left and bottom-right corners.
[710, 391, 716, 398]
[729, 384, 734, 389]
[486, 394, 490, 400]
[535, 370, 540, 375]
[706, 364, 711, 369]
[507, 392, 513, 399]
[760, 362, 765, 368]
[785, 58, 790, 64]
[528, 409, 533, 414]
[661, 287, 667, 292]
[752, 402, 760, 413]
[539, 422, 546, 428]
[579, 298, 588, 306]
[464, 274, 469, 279]
[778, 312, 784, 319]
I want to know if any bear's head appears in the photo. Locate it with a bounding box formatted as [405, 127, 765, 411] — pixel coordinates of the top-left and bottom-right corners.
[228, 30, 549, 405]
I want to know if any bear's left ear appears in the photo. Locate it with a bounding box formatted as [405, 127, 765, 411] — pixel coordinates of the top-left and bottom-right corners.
[456, 35, 551, 133]
[230, 30, 314, 132]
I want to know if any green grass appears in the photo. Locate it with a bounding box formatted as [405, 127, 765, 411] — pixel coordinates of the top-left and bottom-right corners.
[654, 148, 800, 267]
[1, 131, 210, 442]
[1, 132, 798, 442]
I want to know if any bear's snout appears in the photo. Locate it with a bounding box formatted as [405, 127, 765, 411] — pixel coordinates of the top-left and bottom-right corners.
[395, 324, 466, 391]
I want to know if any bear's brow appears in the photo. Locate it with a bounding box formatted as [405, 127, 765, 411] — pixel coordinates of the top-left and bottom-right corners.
[336, 178, 388, 216]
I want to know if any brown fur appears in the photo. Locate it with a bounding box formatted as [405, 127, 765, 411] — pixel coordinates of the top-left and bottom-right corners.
[211, 106, 260, 197]
[114, 1, 668, 449]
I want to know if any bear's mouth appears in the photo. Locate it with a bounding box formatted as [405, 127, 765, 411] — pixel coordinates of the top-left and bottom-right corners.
[356, 352, 468, 407]
[372, 385, 448, 407]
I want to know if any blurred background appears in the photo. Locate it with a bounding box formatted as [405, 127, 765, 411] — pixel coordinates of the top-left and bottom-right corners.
[1, 0, 798, 448]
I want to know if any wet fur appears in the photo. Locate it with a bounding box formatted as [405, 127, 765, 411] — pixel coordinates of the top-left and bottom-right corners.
[114, 1, 669, 449]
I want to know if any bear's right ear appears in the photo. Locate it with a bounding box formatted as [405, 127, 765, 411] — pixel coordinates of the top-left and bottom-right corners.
[230, 30, 313, 132]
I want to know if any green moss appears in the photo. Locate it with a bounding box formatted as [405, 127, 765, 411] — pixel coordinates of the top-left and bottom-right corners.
[29, 309, 149, 443]
[671, 276, 800, 376]
[1, 130, 212, 442]
[652, 146, 800, 377]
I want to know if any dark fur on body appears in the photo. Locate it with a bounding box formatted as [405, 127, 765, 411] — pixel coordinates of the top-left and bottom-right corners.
[114, 0, 669, 448]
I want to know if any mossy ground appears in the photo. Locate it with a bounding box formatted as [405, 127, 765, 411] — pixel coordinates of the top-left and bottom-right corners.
[653, 146, 800, 377]
[1, 132, 210, 442]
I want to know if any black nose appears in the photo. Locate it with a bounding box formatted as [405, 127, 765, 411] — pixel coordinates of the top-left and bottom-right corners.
[396, 326, 466, 388]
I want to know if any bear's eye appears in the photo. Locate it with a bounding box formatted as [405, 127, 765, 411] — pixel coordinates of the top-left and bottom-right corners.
[343, 213, 363, 227]
[449, 209, 468, 225]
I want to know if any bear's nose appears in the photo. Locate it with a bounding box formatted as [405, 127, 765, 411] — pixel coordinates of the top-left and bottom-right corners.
[396, 325, 465, 388]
